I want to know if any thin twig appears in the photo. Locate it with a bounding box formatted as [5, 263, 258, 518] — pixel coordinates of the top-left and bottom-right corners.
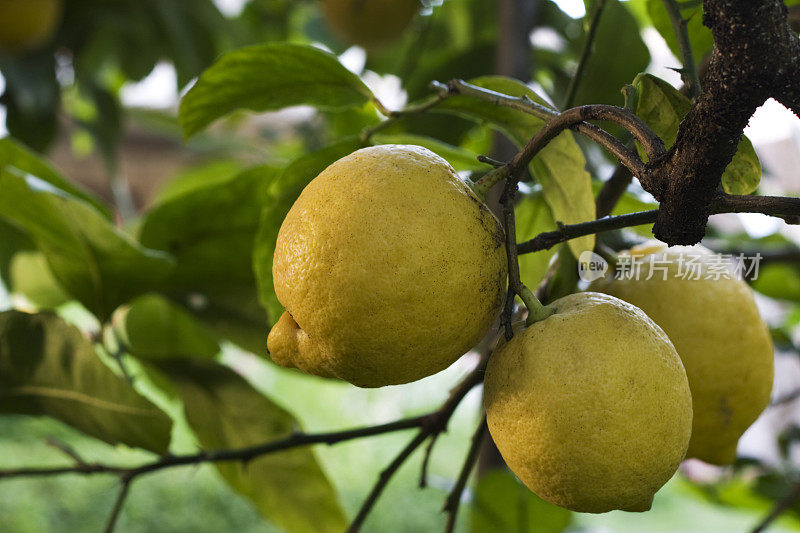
[443, 415, 488, 533]
[772, 388, 800, 407]
[348, 354, 490, 531]
[752, 481, 800, 533]
[445, 79, 662, 163]
[662, 0, 701, 98]
[45, 438, 88, 466]
[517, 194, 800, 255]
[104, 478, 133, 533]
[348, 431, 430, 532]
[508, 105, 664, 174]
[0, 416, 430, 481]
[500, 179, 553, 330]
[361, 89, 451, 143]
[564, 0, 608, 109]
[419, 434, 440, 489]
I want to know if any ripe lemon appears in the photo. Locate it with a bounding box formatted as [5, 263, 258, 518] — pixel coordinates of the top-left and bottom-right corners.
[484, 292, 692, 513]
[320, 0, 419, 49]
[591, 243, 774, 465]
[0, 0, 62, 53]
[267, 145, 507, 388]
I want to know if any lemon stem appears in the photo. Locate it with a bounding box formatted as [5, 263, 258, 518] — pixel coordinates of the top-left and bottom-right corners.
[471, 166, 508, 199]
[520, 286, 555, 325]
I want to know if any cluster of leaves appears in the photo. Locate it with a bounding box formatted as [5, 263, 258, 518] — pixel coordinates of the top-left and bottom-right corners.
[0, 0, 798, 530]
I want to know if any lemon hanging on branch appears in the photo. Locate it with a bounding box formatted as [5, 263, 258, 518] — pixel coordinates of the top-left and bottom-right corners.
[591, 243, 774, 465]
[320, 0, 421, 49]
[484, 292, 693, 513]
[267, 145, 507, 388]
[0, 0, 62, 54]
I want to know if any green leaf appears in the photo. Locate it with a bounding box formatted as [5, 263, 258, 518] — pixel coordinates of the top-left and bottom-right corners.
[0, 219, 34, 289]
[645, 0, 713, 65]
[752, 264, 800, 302]
[0, 310, 172, 453]
[0, 137, 111, 218]
[156, 358, 347, 533]
[140, 165, 280, 353]
[254, 138, 365, 324]
[179, 43, 374, 138]
[470, 470, 571, 533]
[571, 0, 650, 107]
[436, 76, 596, 259]
[0, 50, 59, 151]
[8, 251, 72, 310]
[154, 160, 247, 204]
[516, 192, 559, 291]
[0, 170, 175, 320]
[632, 73, 762, 195]
[112, 294, 220, 361]
[372, 133, 482, 172]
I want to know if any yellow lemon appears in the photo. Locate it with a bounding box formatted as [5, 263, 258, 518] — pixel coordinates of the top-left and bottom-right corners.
[320, 0, 419, 49]
[591, 243, 774, 465]
[0, 0, 62, 53]
[484, 292, 692, 513]
[267, 145, 507, 387]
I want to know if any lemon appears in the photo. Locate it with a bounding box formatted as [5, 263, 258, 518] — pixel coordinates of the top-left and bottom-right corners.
[320, 0, 419, 49]
[484, 292, 692, 513]
[267, 145, 507, 388]
[591, 243, 774, 465]
[0, 0, 62, 53]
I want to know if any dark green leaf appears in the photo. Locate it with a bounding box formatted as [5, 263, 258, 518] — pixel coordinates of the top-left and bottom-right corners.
[179, 43, 374, 138]
[254, 138, 365, 324]
[571, 0, 650, 107]
[140, 165, 279, 353]
[0, 310, 172, 453]
[632, 73, 761, 195]
[156, 358, 347, 533]
[436, 76, 596, 258]
[470, 470, 571, 533]
[0, 50, 59, 151]
[112, 294, 220, 361]
[0, 169, 174, 319]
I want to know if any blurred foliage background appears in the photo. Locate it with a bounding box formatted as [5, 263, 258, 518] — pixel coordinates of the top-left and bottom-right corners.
[1, 0, 800, 531]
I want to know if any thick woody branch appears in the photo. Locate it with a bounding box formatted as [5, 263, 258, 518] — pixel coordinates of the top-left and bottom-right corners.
[646, 0, 800, 245]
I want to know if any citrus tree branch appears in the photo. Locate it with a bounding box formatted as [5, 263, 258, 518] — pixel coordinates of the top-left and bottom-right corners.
[517, 194, 800, 254]
[645, 0, 800, 244]
[443, 415, 488, 533]
[499, 178, 554, 332]
[752, 482, 800, 533]
[662, 0, 701, 97]
[444, 79, 663, 162]
[347, 352, 489, 531]
[563, 0, 608, 109]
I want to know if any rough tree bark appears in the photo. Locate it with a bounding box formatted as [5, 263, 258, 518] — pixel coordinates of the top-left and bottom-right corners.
[647, 0, 800, 244]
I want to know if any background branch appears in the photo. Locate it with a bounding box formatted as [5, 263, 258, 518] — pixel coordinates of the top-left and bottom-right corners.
[443, 415, 488, 533]
[662, 0, 701, 97]
[563, 0, 608, 109]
